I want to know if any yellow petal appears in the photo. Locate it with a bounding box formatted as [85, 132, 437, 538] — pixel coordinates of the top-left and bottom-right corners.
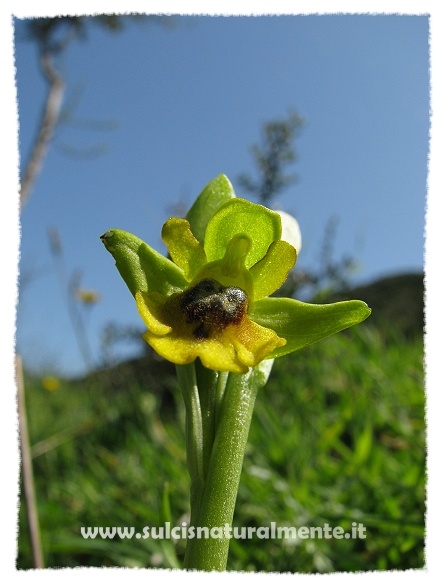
[249, 240, 296, 300]
[135, 291, 172, 335]
[161, 217, 207, 281]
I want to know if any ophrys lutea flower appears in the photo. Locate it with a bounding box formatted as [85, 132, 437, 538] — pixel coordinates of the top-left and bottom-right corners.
[100, 175, 370, 374]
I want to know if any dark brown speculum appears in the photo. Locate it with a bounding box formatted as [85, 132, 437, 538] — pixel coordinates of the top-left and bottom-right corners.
[179, 278, 248, 340]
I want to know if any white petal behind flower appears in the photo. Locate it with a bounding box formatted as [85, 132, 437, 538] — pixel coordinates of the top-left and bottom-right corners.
[276, 210, 302, 254]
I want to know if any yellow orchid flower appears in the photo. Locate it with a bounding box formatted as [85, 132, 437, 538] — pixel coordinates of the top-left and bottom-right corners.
[101, 175, 370, 374]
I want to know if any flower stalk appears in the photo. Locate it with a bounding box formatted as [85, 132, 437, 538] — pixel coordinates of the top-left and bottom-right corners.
[178, 360, 273, 570]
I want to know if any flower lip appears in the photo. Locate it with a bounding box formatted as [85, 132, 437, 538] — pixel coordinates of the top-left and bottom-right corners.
[136, 281, 286, 374]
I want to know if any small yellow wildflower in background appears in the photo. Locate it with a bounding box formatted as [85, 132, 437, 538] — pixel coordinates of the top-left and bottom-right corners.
[42, 376, 61, 392]
[75, 289, 101, 305]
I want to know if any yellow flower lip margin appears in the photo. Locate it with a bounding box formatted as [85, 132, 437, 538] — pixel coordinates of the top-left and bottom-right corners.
[100, 174, 371, 374]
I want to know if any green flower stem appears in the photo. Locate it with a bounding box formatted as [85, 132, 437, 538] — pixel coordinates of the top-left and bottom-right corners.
[195, 363, 218, 480]
[177, 363, 229, 533]
[176, 363, 204, 528]
[214, 370, 229, 429]
[183, 363, 271, 571]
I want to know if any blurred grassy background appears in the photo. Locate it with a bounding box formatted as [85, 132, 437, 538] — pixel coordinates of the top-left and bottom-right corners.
[17, 272, 425, 572]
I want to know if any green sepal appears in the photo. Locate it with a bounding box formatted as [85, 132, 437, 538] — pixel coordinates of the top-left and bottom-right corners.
[186, 174, 236, 244]
[100, 228, 188, 297]
[250, 297, 371, 358]
[204, 198, 282, 268]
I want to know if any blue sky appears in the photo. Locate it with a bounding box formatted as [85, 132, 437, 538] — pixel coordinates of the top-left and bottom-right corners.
[11, 13, 430, 376]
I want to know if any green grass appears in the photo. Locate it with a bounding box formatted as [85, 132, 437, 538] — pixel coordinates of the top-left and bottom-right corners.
[17, 325, 425, 572]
